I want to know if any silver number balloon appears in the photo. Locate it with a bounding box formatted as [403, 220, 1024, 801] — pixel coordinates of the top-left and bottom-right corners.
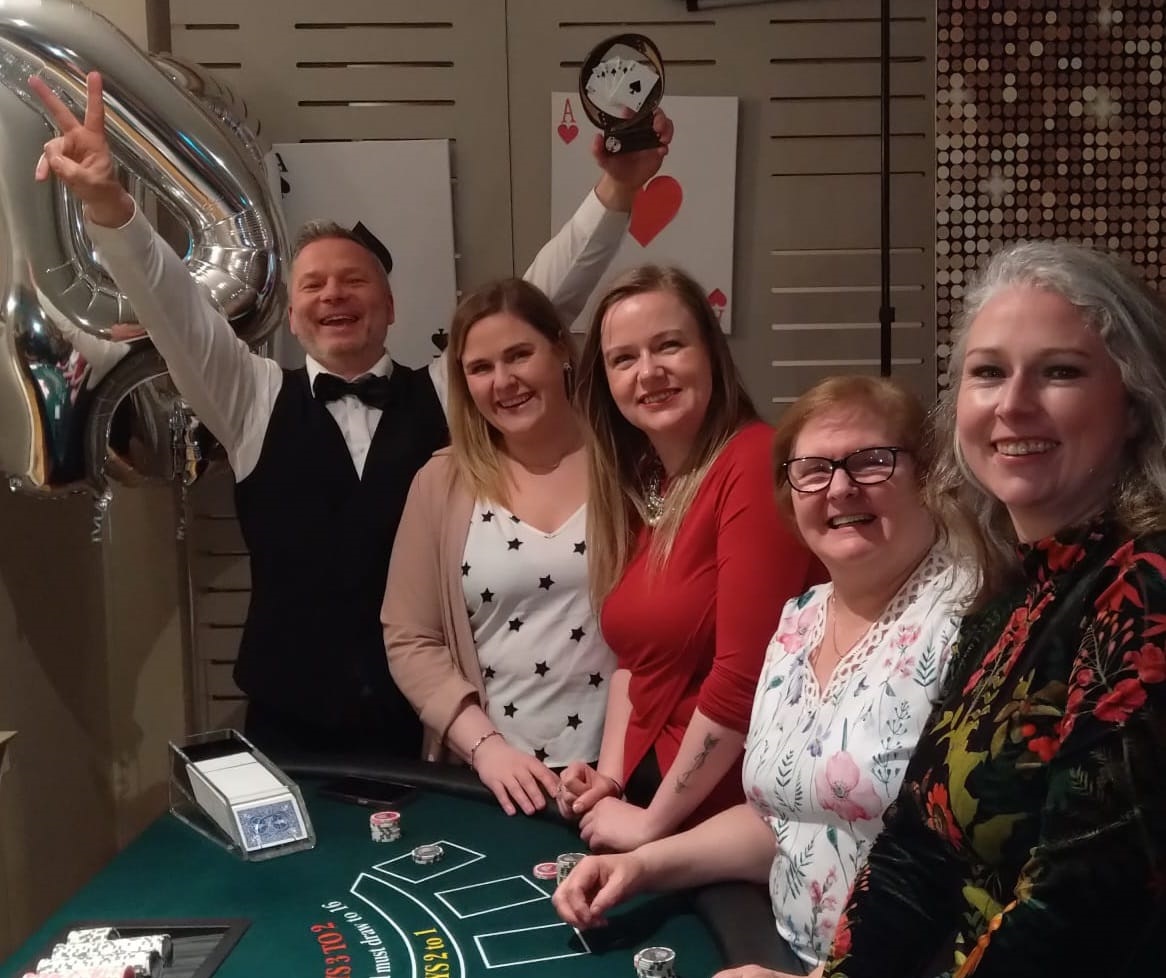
[0, 0, 287, 495]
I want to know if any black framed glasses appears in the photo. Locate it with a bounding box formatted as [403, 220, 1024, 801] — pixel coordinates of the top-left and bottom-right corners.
[783, 446, 908, 494]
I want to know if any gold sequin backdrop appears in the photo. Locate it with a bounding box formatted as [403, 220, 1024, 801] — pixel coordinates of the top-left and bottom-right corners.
[935, 0, 1164, 388]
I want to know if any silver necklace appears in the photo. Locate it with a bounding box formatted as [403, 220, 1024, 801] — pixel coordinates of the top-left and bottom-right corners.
[644, 466, 665, 526]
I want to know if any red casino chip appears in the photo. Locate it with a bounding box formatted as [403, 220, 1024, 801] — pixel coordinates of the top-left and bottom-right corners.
[532, 861, 558, 880]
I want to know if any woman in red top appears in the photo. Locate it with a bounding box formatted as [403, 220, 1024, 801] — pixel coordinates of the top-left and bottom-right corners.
[558, 265, 821, 852]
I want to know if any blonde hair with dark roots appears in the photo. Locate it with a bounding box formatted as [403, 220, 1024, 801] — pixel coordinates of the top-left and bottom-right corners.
[576, 265, 758, 603]
[772, 375, 931, 524]
[929, 239, 1166, 605]
[445, 278, 573, 506]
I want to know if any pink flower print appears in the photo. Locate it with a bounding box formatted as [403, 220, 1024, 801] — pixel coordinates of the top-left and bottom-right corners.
[894, 625, 921, 649]
[774, 602, 818, 655]
[895, 655, 916, 679]
[815, 751, 883, 822]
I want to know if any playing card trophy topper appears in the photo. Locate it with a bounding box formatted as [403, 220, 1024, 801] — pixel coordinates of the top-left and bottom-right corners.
[0, 0, 286, 533]
[578, 33, 665, 155]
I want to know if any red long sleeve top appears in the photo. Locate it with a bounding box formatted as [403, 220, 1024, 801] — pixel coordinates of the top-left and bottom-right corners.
[600, 421, 824, 823]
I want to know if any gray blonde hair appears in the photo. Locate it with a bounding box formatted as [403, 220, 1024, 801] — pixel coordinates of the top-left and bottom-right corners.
[928, 239, 1166, 603]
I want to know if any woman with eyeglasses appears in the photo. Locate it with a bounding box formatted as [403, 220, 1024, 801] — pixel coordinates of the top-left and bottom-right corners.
[555, 376, 974, 978]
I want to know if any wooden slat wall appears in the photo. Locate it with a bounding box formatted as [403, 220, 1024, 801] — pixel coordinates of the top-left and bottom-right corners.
[508, 0, 936, 409]
[170, 0, 937, 728]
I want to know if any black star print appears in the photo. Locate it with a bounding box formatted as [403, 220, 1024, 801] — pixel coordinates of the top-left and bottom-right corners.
[503, 702, 517, 718]
[566, 714, 582, 730]
[534, 660, 550, 677]
[483, 666, 496, 681]
[508, 538, 523, 551]
[509, 514, 521, 524]
[481, 510, 495, 522]
[573, 541, 586, 554]
[589, 672, 604, 687]
[461, 562, 471, 576]
[534, 747, 548, 762]
[508, 617, 524, 632]
[570, 626, 586, 642]
[538, 575, 554, 590]
[480, 588, 494, 603]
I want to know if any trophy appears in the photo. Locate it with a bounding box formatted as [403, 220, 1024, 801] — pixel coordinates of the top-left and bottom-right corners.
[578, 33, 665, 154]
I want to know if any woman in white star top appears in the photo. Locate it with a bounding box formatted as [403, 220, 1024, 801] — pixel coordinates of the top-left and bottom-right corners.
[383, 279, 617, 816]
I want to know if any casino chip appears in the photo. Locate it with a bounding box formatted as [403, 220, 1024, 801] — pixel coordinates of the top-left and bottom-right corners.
[555, 851, 586, 886]
[370, 810, 401, 842]
[633, 945, 677, 978]
[411, 843, 444, 864]
[532, 861, 558, 880]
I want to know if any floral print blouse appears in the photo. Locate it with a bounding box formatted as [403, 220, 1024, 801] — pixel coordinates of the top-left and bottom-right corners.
[825, 520, 1166, 978]
[742, 545, 970, 967]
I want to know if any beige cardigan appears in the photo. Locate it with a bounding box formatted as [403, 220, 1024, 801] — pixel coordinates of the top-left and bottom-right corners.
[382, 449, 482, 761]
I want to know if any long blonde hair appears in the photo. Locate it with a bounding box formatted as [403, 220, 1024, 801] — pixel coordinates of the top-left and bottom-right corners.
[576, 265, 758, 603]
[929, 240, 1166, 605]
[445, 278, 574, 505]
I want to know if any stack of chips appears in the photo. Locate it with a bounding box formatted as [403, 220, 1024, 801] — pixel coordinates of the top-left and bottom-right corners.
[555, 851, 586, 886]
[25, 927, 171, 978]
[531, 861, 558, 881]
[411, 843, 444, 865]
[633, 946, 677, 978]
[369, 810, 401, 843]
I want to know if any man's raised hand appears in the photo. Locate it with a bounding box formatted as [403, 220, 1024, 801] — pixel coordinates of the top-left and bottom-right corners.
[30, 71, 133, 227]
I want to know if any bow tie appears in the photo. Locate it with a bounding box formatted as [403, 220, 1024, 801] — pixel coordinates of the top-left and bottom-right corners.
[313, 372, 393, 409]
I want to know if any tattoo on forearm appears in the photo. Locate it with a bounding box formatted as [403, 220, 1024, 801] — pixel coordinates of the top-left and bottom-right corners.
[674, 734, 720, 793]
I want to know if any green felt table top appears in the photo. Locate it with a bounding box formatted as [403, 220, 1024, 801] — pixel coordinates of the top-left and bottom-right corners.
[4, 784, 724, 978]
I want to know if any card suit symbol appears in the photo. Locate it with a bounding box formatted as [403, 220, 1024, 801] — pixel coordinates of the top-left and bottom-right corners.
[351, 221, 393, 274]
[432, 329, 449, 352]
[558, 123, 579, 144]
[629, 175, 683, 247]
[629, 80, 642, 95]
[279, 176, 290, 196]
[708, 288, 728, 320]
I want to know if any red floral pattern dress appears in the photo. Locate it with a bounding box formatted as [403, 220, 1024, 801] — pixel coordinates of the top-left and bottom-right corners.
[824, 519, 1166, 978]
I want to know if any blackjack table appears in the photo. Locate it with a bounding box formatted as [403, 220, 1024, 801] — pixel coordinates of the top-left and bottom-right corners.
[3, 759, 786, 978]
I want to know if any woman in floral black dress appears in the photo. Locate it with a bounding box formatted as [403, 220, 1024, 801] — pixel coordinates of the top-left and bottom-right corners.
[824, 242, 1166, 978]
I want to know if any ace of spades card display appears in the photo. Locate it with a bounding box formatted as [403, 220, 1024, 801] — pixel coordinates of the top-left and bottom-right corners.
[265, 141, 457, 369]
[550, 93, 739, 333]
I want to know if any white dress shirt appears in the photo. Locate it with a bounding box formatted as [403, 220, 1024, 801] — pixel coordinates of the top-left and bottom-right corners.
[88, 191, 627, 480]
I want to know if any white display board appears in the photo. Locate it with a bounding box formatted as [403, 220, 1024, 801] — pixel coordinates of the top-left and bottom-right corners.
[266, 141, 458, 369]
[550, 93, 739, 332]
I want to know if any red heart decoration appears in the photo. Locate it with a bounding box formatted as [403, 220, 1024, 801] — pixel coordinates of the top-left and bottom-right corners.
[629, 176, 683, 246]
[557, 123, 579, 145]
[708, 288, 727, 308]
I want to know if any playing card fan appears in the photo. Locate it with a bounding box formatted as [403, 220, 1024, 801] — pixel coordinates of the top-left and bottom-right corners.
[579, 33, 665, 154]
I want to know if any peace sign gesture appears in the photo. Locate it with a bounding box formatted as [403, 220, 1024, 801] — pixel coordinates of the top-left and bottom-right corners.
[30, 71, 133, 228]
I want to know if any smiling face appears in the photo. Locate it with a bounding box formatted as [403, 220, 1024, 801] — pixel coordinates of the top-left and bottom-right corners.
[788, 407, 935, 578]
[288, 236, 395, 377]
[599, 289, 714, 471]
[460, 311, 571, 444]
[956, 285, 1131, 541]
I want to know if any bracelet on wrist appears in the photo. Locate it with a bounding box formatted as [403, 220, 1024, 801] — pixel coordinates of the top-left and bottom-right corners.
[603, 773, 625, 798]
[469, 730, 502, 770]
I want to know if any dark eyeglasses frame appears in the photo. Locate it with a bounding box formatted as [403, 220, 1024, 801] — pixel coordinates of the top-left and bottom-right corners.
[782, 446, 909, 494]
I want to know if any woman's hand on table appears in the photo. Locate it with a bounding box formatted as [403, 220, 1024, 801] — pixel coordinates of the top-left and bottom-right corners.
[556, 762, 621, 820]
[473, 736, 559, 816]
[552, 851, 647, 929]
[579, 796, 662, 852]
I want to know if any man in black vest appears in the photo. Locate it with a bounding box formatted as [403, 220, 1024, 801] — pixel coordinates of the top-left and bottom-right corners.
[32, 72, 673, 760]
